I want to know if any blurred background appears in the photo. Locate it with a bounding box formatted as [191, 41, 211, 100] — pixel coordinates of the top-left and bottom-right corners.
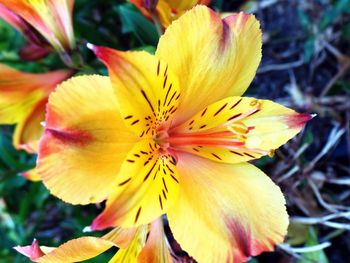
[0, 0, 349, 262]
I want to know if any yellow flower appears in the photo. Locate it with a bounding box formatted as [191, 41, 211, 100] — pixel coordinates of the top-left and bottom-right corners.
[15, 218, 173, 263]
[0, 64, 73, 153]
[0, 0, 75, 54]
[130, 0, 211, 27]
[37, 7, 312, 262]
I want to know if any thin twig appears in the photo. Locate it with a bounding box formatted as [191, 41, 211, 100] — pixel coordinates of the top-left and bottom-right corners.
[257, 58, 304, 73]
[304, 126, 345, 173]
[277, 165, 300, 183]
[308, 179, 338, 213]
[320, 59, 350, 96]
[292, 211, 350, 224]
[278, 242, 331, 254]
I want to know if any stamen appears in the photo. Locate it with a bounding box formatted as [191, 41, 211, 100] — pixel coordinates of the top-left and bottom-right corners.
[153, 99, 268, 160]
[249, 99, 261, 107]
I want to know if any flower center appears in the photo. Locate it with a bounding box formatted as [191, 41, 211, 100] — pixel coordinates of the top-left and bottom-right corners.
[154, 122, 268, 160]
[168, 123, 259, 150]
[152, 98, 273, 161]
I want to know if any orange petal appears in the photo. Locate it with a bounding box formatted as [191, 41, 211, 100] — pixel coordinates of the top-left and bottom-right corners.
[0, 3, 50, 49]
[91, 45, 181, 138]
[167, 153, 288, 263]
[37, 75, 138, 205]
[0, 64, 70, 124]
[0, 0, 75, 52]
[156, 7, 262, 126]
[91, 140, 180, 229]
[138, 218, 173, 263]
[0, 4, 25, 32]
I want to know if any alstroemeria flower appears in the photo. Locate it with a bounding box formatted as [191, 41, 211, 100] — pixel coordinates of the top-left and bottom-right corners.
[0, 64, 72, 153]
[0, 0, 75, 55]
[37, 7, 312, 262]
[130, 0, 211, 27]
[15, 218, 175, 262]
[0, 4, 51, 60]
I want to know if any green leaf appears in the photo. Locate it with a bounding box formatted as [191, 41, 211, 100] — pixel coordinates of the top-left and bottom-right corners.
[247, 258, 259, 263]
[298, 9, 312, 31]
[298, 227, 329, 263]
[114, 4, 159, 46]
[341, 22, 350, 40]
[211, 0, 224, 10]
[303, 36, 315, 62]
[287, 222, 309, 246]
[318, 0, 350, 31]
[0, 19, 24, 51]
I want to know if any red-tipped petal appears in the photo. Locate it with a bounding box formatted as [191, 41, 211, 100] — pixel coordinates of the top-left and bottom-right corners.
[284, 113, 314, 129]
[14, 239, 45, 262]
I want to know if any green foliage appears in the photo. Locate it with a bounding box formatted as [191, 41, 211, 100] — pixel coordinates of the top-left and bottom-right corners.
[0, 127, 35, 182]
[318, 0, 350, 31]
[299, 0, 350, 62]
[298, 228, 329, 263]
[115, 3, 159, 46]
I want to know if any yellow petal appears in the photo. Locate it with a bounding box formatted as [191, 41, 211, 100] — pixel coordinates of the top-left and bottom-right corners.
[156, 7, 262, 126]
[13, 98, 46, 153]
[168, 0, 207, 10]
[37, 75, 138, 205]
[91, 46, 181, 138]
[241, 99, 312, 152]
[37, 237, 114, 263]
[21, 168, 41, 182]
[92, 140, 180, 229]
[0, 0, 75, 52]
[109, 226, 148, 263]
[170, 96, 311, 163]
[0, 64, 72, 153]
[129, 0, 172, 28]
[130, 0, 211, 28]
[0, 64, 70, 124]
[102, 227, 137, 249]
[155, 0, 174, 27]
[138, 218, 173, 263]
[16, 230, 143, 263]
[0, 87, 42, 125]
[167, 153, 288, 263]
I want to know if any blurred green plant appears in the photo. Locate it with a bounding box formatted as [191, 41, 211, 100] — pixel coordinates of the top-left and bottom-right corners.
[299, 0, 350, 62]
